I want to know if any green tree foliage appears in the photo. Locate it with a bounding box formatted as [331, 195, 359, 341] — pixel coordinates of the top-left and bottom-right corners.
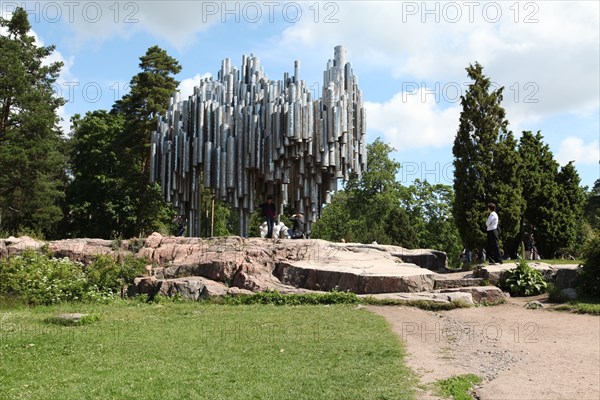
[197, 188, 236, 237]
[518, 131, 560, 255]
[0, 8, 67, 237]
[578, 233, 600, 296]
[113, 46, 182, 237]
[64, 46, 181, 238]
[584, 179, 600, 230]
[552, 161, 586, 254]
[489, 132, 525, 253]
[310, 191, 352, 242]
[313, 139, 417, 247]
[400, 180, 462, 266]
[452, 62, 524, 256]
[64, 111, 124, 238]
[518, 132, 586, 257]
[115, 45, 182, 175]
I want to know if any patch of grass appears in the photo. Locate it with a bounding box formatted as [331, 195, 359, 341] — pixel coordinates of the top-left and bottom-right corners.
[547, 284, 569, 303]
[218, 289, 361, 305]
[477, 298, 506, 307]
[536, 259, 582, 265]
[436, 373, 482, 400]
[554, 297, 600, 315]
[0, 302, 416, 400]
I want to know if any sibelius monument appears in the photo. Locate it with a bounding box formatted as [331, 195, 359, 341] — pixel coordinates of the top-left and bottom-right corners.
[149, 46, 367, 237]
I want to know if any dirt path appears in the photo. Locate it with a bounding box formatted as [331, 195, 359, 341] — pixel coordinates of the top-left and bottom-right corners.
[370, 298, 600, 400]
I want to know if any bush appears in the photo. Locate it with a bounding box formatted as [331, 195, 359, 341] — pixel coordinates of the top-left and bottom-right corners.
[86, 255, 146, 294]
[0, 251, 146, 305]
[578, 234, 600, 296]
[502, 259, 548, 296]
[0, 250, 87, 304]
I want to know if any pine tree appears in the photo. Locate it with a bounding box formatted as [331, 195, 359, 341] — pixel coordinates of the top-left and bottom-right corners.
[489, 132, 525, 254]
[518, 132, 586, 257]
[518, 131, 560, 256]
[116, 46, 182, 176]
[0, 8, 66, 237]
[452, 62, 523, 255]
[552, 161, 585, 254]
[113, 46, 182, 237]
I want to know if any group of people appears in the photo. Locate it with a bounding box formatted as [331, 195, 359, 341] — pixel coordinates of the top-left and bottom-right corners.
[175, 197, 528, 259]
[259, 196, 305, 239]
[459, 203, 539, 265]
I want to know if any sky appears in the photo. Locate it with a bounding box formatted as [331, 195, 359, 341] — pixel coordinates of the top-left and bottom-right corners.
[3, 0, 599, 188]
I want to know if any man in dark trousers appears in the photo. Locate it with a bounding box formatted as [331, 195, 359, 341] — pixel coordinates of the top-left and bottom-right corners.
[486, 203, 502, 264]
[260, 196, 277, 238]
[289, 213, 305, 239]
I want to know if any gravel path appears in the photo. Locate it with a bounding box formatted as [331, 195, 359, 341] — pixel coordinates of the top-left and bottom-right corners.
[370, 298, 600, 400]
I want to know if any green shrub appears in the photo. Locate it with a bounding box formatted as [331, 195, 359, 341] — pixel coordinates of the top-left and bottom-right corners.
[0, 251, 145, 305]
[86, 255, 146, 294]
[578, 234, 600, 296]
[502, 259, 548, 296]
[0, 250, 87, 304]
[127, 237, 146, 253]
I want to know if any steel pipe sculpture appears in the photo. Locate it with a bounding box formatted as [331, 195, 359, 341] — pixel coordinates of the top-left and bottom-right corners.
[150, 46, 367, 237]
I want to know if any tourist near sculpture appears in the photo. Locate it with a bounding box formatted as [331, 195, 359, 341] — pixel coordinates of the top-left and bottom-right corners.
[149, 46, 367, 237]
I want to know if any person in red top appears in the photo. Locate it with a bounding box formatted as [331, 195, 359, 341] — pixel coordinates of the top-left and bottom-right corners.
[260, 196, 277, 238]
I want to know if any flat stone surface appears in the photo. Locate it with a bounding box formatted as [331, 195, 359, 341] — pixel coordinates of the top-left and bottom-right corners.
[54, 313, 89, 322]
[361, 291, 474, 305]
[434, 271, 484, 289]
[273, 242, 439, 294]
[438, 286, 506, 304]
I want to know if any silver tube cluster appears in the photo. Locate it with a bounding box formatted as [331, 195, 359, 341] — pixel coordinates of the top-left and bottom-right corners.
[150, 46, 367, 237]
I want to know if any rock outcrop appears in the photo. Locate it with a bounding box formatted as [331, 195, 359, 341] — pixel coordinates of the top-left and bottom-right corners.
[474, 262, 581, 289]
[0, 233, 511, 304]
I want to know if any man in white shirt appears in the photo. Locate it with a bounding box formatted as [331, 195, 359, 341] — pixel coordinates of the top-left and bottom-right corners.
[486, 203, 502, 264]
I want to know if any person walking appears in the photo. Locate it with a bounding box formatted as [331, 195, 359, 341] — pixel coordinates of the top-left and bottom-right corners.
[259, 196, 277, 238]
[486, 203, 502, 264]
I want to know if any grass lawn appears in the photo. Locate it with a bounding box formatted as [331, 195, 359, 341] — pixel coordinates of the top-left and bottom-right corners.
[536, 259, 582, 265]
[435, 374, 482, 400]
[554, 297, 600, 315]
[0, 301, 416, 400]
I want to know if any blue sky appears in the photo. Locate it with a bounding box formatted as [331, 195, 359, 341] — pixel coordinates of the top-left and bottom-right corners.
[3, 0, 599, 188]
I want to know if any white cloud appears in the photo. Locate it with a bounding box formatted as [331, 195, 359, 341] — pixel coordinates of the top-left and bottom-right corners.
[60, 1, 243, 50]
[32, 31, 76, 134]
[365, 90, 461, 150]
[275, 1, 599, 123]
[178, 73, 213, 99]
[557, 137, 599, 166]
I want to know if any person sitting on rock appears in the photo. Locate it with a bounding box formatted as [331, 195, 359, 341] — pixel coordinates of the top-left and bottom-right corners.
[288, 213, 305, 239]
